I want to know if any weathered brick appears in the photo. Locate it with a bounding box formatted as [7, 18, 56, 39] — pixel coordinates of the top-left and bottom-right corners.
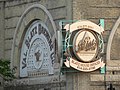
[87, 8, 120, 19]
[23, 8, 45, 25]
[88, 0, 108, 5]
[5, 28, 15, 39]
[108, 0, 120, 6]
[5, 0, 39, 7]
[5, 0, 47, 19]
[5, 39, 13, 50]
[49, 7, 66, 20]
[4, 50, 11, 60]
[73, 0, 89, 20]
[5, 5, 24, 18]
[47, 0, 66, 9]
[5, 3, 34, 18]
[5, 17, 19, 29]
[90, 86, 105, 90]
[91, 74, 120, 82]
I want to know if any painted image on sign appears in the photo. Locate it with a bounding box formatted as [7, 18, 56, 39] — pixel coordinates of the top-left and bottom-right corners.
[74, 30, 98, 62]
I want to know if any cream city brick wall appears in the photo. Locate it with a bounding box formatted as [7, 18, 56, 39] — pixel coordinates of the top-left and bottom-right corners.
[1, 0, 120, 90]
[72, 0, 120, 90]
[3, 0, 71, 60]
[1, 0, 71, 90]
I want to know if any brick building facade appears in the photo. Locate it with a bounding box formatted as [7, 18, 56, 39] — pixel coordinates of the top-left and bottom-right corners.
[0, 0, 120, 90]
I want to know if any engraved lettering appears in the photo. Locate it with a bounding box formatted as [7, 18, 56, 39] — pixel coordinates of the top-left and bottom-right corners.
[22, 51, 27, 69]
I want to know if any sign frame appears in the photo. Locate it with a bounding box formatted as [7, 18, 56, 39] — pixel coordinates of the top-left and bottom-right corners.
[62, 20, 105, 72]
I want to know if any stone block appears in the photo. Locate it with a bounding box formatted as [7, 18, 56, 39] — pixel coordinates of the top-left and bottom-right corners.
[5, 6, 22, 18]
[5, 0, 39, 7]
[47, 0, 66, 9]
[33, 8, 45, 22]
[5, 1, 39, 18]
[5, 28, 15, 39]
[4, 49, 12, 60]
[91, 74, 104, 82]
[23, 8, 45, 25]
[91, 74, 120, 82]
[66, 0, 72, 20]
[88, 0, 108, 6]
[90, 86, 105, 90]
[49, 7, 66, 20]
[106, 75, 120, 81]
[5, 39, 13, 50]
[107, 66, 120, 71]
[87, 8, 120, 19]
[108, 0, 120, 6]
[73, 0, 100, 20]
[5, 17, 19, 29]
[79, 0, 108, 5]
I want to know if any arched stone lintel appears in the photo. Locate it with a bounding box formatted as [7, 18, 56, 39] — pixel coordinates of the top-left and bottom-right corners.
[106, 16, 120, 66]
[11, 4, 57, 70]
[106, 16, 120, 61]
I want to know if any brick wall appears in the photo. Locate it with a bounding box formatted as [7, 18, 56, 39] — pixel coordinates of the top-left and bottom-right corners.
[1, 0, 72, 60]
[1, 0, 120, 90]
[72, 0, 120, 90]
[0, 0, 72, 90]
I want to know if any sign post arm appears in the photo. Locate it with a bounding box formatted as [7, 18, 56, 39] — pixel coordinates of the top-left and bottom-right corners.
[100, 19, 106, 74]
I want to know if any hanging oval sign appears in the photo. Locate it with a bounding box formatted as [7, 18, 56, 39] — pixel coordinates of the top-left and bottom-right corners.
[64, 20, 105, 72]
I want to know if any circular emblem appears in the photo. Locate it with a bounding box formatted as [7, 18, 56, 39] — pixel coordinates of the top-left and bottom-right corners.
[73, 30, 98, 62]
[63, 20, 105, 72]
